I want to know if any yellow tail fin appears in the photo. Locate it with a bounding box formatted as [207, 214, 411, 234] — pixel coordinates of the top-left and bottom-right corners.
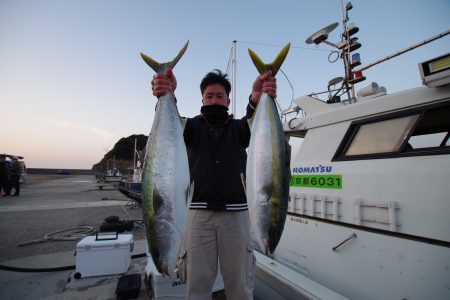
[248, 43, 291, 76]
[140, 40, 189, 74]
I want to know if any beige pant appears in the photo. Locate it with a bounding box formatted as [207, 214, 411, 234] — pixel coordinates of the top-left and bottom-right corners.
[185, 209, 254, 300]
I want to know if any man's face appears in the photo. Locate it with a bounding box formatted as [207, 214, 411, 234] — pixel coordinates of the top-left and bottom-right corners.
[202, 84, 230, 107]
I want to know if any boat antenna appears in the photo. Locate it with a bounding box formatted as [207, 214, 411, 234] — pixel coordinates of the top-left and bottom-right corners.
[231, 40, 237, 116]
[354, 29, 450, 73]
[305, 2, 450, 102]
[305, 2, 366, 100]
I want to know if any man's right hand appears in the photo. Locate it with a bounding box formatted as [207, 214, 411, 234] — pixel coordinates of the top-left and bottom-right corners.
[151, 68, 177, 97]
[251, 71, 277, 104]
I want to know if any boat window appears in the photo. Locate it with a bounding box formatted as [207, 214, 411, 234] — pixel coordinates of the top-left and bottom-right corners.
[406, 105, 450, 150]
[408, 132, 447, 149]
[334, 101, 450, 160]
[345, 115, 419, 156]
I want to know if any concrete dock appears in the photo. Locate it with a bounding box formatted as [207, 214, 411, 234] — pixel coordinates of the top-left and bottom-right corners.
[0, 174, 229, 299]
[0, 174, 149, 299]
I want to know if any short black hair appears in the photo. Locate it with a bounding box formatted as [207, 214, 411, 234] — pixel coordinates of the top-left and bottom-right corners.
[200, 69, 231, 97]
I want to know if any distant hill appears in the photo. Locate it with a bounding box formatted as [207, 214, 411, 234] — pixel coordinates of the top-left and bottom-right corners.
[91, 134, 148, 174]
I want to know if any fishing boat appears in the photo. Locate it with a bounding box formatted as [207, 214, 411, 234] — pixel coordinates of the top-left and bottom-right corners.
[117, 139, 143, 202]
[103, 155, 122, 183]
[117, 165, 142, 202]
[103, 169, 122, 183]
[248, 3, 450, 300]
[142, 4, 449, 298]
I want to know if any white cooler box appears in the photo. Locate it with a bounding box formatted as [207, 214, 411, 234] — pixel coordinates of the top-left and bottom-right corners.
[75, 233, 134, 279]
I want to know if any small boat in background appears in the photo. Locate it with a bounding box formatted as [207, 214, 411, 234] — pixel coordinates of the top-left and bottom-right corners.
[104, 169, 122, 183]
[117, 138, 142, 202]
[118, 164, 142, 202]
[103, 155, 122, 182]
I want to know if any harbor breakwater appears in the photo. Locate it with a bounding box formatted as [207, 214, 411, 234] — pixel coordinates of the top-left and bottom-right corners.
[27, 168, 95, 175]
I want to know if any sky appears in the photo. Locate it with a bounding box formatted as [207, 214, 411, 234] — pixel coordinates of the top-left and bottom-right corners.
[1, 0, 449, 169]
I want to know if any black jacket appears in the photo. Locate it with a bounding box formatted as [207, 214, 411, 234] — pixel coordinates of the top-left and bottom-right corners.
[184, 102, 256, 211]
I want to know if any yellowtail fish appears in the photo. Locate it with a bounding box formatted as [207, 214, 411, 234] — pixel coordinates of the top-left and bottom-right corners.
[246, 43, 291, 254]
[140, 41, 193, 277]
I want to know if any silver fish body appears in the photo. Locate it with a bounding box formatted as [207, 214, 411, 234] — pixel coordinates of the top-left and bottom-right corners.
[246, 93, 290, 254]
[142, 92, 191, 277]
[140, 41, 191, 277]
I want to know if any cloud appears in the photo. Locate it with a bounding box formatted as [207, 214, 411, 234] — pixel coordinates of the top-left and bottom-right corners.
[89, 127, 114, 140]
[5, 111, 115, 140]
[38, 117, 114, 140]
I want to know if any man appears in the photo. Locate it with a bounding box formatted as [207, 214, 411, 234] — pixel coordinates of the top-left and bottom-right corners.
[9, 156, 21, 196]
[151, 69, 276, 300]
[0, 156, 7, 196]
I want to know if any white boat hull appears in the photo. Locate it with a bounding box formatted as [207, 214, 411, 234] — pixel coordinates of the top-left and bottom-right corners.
[275, 214, 450, 300]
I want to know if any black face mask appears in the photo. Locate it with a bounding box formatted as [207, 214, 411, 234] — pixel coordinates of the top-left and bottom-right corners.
[200, 105, 229, 126]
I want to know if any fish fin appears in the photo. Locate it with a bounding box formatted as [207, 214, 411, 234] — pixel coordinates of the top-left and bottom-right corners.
[140, 53, 161, 73]
[180, 117, 188, 131]
[248, 43, 291, 76]
[141, 40, 189, 74]
[186, 181, 194, 208]
[240, 173, 246, 193]
[160, 261, 171, 278]
[248, 48, 266, 75]
[247, 112, 256, 129]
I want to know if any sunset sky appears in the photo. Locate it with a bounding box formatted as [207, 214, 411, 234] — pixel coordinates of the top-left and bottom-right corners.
[1, 0, 449, 169]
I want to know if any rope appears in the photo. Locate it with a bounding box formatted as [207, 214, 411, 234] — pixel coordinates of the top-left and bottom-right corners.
[18, 226, 96, 247]
[236, 40, 335, 52]
[0, 253, 147, 273]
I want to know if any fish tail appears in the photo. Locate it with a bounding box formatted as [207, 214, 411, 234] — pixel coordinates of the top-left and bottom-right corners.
[140, 40, 189, 74]
[248, 43, 291, 76]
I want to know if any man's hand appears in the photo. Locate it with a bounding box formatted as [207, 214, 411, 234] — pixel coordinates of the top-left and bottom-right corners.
[151, 68, 177, 97]
[251, 71, 277, 104]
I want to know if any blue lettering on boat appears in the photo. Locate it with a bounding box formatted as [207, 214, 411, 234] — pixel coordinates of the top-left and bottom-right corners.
[292, 165, 333, 174]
